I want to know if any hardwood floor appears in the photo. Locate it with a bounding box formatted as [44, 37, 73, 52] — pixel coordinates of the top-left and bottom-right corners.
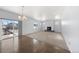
[18, 35, 70, 53]
[0, 32, 70, 53]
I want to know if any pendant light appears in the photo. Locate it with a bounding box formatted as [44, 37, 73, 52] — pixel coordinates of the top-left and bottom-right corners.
[18, 6, 27, 20]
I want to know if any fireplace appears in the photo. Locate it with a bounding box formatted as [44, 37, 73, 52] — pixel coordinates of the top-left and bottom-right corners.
[47, 27, 51, 31]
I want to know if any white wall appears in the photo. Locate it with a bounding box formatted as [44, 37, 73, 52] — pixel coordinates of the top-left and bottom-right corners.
[62, 7, 79, 52]
[0, 9, 18, 20]
[22, 18, 41, 35]
[54, 20, 61, 32]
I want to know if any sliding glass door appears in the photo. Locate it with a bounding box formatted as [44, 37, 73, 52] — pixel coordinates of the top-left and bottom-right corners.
[0, 18, 19, 52]
[1, 19, 19, 40]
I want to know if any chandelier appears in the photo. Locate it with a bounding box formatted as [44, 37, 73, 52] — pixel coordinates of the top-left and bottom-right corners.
[18, 6, 27, 20]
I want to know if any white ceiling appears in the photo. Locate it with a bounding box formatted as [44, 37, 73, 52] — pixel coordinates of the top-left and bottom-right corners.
[0, 6, 64, 21]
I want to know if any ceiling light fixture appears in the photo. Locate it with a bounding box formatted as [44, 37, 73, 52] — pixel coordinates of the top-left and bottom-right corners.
[18, 6, 27, 21]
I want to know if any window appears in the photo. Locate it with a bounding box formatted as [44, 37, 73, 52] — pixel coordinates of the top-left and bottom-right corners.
[1, 18, 19, 39]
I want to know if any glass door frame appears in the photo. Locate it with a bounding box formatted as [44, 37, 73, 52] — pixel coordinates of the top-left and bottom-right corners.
[0, 18, 19, 40]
